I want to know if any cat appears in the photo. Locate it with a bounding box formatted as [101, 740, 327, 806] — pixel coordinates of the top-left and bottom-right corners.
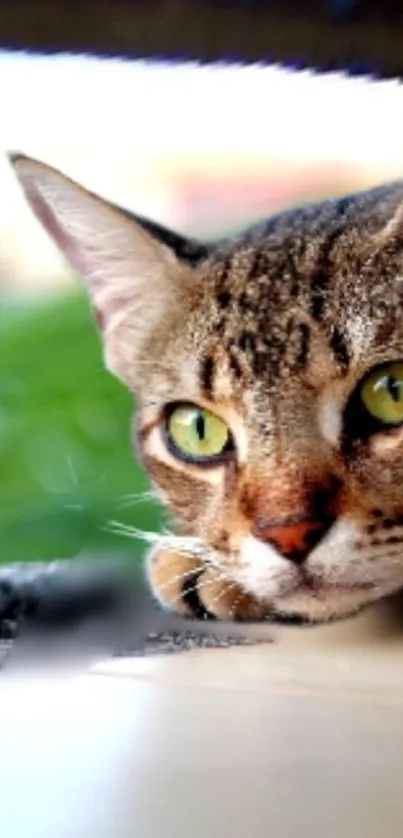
[9, 152, 403, 625]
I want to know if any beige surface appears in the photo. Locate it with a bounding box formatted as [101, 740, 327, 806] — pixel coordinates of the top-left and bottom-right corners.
[3, 598, 403, 838]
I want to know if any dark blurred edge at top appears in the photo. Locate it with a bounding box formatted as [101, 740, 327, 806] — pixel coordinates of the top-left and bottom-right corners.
[1, 0, 403, 80]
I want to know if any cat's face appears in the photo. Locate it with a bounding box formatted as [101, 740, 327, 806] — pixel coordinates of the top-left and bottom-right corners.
[11, 154, 403, 623]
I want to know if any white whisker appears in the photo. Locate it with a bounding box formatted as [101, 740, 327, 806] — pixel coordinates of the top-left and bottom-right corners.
[116, 490, 158, 510]
[104, 520, 160, 544]
[104, 520, 220, 563]
[152, 564, 205, 597]
[168, 566, 232, 610]
[156, 534, 220, 563]
[209, 578, 238, 608]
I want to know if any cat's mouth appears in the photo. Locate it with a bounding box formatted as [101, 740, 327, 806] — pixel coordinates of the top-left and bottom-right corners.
[226, 532, 403, 622]
[261, 566, 403, 622]
[271, 580, 378, 622]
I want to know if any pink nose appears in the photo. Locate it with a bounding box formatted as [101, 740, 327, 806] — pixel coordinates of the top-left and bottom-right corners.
[254, 518, 330, 563]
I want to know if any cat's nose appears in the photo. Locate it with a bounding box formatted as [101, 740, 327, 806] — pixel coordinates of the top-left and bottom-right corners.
[253, 518, 331, 563]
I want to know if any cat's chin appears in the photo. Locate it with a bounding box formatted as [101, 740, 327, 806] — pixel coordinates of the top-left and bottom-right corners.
[271, 586, 373, 623]
[268, 579, 402, 624]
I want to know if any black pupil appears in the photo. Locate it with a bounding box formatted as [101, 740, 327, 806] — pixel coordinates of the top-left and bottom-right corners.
[195, 412, 206, 441]
[386, 376, 401, 403]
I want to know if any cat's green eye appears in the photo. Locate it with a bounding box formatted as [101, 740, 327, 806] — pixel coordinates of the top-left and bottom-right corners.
[166, 404, 231, 463]
[361, 362, 403, 426]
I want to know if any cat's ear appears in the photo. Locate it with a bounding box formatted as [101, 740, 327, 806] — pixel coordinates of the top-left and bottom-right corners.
[366, 184, 403, 250]
[8, 153, 205, 386]
[379, 199, 403, 245]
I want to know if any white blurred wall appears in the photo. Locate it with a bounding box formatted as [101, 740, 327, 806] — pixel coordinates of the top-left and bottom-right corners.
[1, 54, 403, 293]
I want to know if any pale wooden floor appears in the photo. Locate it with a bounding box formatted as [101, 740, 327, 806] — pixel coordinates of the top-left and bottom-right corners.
[2, 596, 403, 838]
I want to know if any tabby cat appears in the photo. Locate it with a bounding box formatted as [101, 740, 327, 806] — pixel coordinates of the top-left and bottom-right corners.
[10, 153, 403, 624]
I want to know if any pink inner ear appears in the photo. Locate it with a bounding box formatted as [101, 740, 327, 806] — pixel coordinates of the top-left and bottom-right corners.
[26, 187, 73, 257]
[23, 179, 113, 332]
[23, 180, 93, 280]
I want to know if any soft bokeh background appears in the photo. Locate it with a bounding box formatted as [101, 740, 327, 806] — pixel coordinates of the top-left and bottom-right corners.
[2, 54, 403, 567]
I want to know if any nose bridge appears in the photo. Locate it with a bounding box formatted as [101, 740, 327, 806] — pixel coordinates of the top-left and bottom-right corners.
[248, 466, 313, 521]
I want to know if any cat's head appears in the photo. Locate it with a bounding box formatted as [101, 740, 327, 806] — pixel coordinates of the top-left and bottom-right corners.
[11, 153, 403, 623]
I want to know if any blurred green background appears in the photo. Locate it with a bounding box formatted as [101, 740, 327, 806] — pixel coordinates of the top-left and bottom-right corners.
[1, 290, 161, 565]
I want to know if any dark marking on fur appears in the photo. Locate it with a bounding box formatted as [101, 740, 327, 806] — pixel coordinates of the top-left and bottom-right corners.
[296, 322, 311, 369]
[382, 515, 403, 529]
[239, 331, 256, 353]
[142, 455, 211, 523]
[124, 209, 209, 266]
[218, 255, 233, 285]
[217, 290, 232, 309]
[229, 351, 244, 380]
[200, 355, 215, 397]
[237, 291, 252, 314]
[214, 316, 226, 335]
[375, 316, 398, 346]
[310, 268, 328, 320]
[288, 255, 301, 299]
[181, 571, 215, 620]
[330, 326, 350, 372]
[247, 250, 265, 281]
[253, 350, 269, 378]
[309, 224, 347, 320]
